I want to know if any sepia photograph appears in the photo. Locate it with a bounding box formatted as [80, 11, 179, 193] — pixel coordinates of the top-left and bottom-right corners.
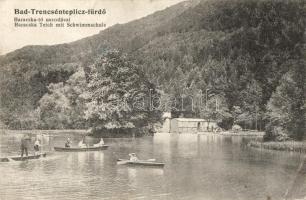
[0, 0, 305, 199]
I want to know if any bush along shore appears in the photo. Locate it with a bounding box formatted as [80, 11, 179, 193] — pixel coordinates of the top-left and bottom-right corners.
[248, 141, 306, 153]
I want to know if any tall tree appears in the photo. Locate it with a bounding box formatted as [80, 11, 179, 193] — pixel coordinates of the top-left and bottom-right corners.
[38, 68, 87, 129]
[265, 60, 306, 141]
[84, 51, 161, 134]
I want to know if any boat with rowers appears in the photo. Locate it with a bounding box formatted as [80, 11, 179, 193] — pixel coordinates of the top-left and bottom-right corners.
[117, 158, 165, 167]
[54, 145, 109, 152]
[54, 137, 108, 152]
[0, 153, 47, 162]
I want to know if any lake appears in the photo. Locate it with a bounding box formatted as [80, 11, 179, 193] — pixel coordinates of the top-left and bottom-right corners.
[0, 131, 305, 200]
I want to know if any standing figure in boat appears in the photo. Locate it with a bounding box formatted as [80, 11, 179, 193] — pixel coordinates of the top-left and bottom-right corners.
[34, 138, 41, 155]
[20, 134, 31, 157]
[65, 138, 72, 148]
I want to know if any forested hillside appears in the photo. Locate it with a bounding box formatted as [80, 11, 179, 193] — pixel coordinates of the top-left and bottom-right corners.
[0, 0, 305, 140]
[0, 0, 197, 129]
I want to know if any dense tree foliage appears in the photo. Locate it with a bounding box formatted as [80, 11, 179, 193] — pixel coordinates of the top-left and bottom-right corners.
[84, 51, 161, 133]
[0, 0, 305, 139]
[133, 0, 305, 133]
[0, 0, 194, 129]
[265, 60, 306, 141]
[37, 68, 87, 129]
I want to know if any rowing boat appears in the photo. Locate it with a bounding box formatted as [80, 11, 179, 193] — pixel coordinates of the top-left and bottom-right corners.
[54, 145, 109, 152]
[117, 159, 165, 167]
[0, 153, 47, 162]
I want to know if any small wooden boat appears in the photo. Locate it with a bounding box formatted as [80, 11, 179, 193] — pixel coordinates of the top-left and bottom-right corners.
[0, 153, 47, 162]
[54, 145, 109, 152]
[117, 159, 165, 167]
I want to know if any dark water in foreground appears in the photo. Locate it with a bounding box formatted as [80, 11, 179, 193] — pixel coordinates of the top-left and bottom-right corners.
[0, 132, 305, 200]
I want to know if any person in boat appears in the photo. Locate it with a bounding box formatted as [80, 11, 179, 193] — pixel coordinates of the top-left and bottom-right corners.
[78, 136, 87, 148]
[20, 134, 31, 157]
[34, 138, 41, 155]
[129, 153, 139, 162]
[65, 138, 72, 148]
[93, 138, 104, 147]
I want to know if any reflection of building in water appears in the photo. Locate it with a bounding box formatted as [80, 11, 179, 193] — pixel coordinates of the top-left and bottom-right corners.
[177, 134, 199, 157]
[153, 133, 171, 157]
[158, 112, 172, 133]
[170, 118, 218, 134]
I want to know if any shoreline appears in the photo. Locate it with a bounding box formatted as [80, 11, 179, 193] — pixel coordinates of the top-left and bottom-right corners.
[248, 140, 306, 153]
[198, 131, 265, 137]
[1, 129, 150, 138]
[2, 130, 266, 137]
[3, 129, 87, 135]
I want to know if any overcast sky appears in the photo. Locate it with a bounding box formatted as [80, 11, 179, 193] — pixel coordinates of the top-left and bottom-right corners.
[0, 0, 185, 55]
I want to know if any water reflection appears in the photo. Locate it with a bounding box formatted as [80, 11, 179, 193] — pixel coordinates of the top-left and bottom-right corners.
[177, 134, 198, 157]
[0, 132, 305, 200]
[154, 133, 171, 158]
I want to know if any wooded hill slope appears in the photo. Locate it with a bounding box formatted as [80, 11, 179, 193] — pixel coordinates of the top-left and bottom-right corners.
[0, 0, 198, 128]
[0, 0, 305, 140]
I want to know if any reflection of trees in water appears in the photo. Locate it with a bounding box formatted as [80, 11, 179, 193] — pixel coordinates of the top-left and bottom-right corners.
[74, 152, 105, 175]
[153, 133, 171, 159]
[223, 136, 233, 144]
[231, 137, 242, 145]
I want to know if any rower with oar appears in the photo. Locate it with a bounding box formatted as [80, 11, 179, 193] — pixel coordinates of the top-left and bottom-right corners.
[129, 153, 139, 162]
[65, 138, 72, 148]
[117, 153, 163, 167]
[128, 153, 155, 162]
[116, 153, 139, 165]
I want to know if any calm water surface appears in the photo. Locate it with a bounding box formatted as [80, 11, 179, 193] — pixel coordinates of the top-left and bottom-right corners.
[0, 132, 304, 200]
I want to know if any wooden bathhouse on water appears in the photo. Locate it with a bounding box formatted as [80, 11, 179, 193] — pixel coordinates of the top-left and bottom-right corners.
[170, 118, 218, 134]
[159, 113, 218, 134]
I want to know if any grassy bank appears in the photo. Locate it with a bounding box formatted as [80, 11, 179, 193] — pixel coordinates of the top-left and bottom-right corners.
[249, 140, 306, 153]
